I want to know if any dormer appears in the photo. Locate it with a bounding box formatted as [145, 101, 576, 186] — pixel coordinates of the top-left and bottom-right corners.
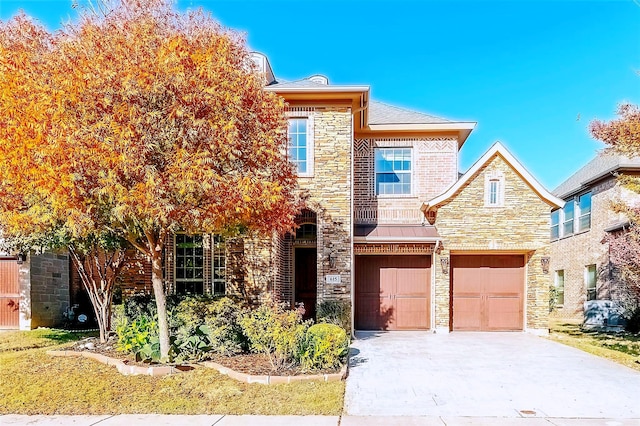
[250, 52, 276, 85]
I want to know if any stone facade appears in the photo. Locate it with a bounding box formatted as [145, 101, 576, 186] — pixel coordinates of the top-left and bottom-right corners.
[550, 177, 629, 320]
[432, 154, 552, 332]
[28, 252, 70, 328]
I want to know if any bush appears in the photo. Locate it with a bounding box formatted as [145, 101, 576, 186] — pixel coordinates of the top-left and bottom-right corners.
[173, 296, 246, 361]
[625, 308, 640, 333]
[317, 299, 351, 333]
[115, 313, 169, 363]
[298, 323, 349, 371]
[240, 301, 309, 371]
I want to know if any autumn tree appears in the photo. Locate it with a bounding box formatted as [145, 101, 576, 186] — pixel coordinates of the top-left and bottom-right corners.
[0, 0, 299, 360]
[590, 103, 640, 329]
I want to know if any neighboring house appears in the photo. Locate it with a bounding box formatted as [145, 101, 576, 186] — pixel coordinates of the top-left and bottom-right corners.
[0, 249, 70, 330]
[4, 52, 562, 333]
[550, 153, 640, 321]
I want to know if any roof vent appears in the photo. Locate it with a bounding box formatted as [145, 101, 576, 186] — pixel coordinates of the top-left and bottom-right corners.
[308, 75, 329, 85]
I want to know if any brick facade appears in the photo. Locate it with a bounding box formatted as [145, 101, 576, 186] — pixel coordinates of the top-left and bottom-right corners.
[550, 177, 629, 320]
[432, 154, 553, 333]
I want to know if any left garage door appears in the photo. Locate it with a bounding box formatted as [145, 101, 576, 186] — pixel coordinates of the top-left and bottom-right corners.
[451, 255, 524, 331]
[355, 255, 431, 330]
[0, 259, 20, 329]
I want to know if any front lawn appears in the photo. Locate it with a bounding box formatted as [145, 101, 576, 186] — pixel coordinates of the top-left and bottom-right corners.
[548, 319, 640, 371]
[0, 329, 344, 415]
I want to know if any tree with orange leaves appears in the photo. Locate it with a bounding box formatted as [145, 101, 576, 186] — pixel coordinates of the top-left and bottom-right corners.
[0, 0, 299, 359]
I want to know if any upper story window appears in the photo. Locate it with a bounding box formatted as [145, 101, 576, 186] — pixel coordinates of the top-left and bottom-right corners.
[375, 148, 412, 195]
[288, 117, 313, 177]
[578, 192, 592, 232]
[484, 171, 505, 207]
[550, 191, 592, 240]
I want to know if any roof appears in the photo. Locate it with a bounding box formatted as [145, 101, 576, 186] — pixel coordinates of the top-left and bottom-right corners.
[553, 153, 640, 199]
[422, 142, 564, 213]
[368, 101, 451, 125]
[354, 225, 440, 243]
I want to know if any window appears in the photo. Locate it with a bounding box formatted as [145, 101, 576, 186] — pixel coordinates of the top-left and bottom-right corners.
[296, 223, 317, 240]
[550, 210, 560, 240]
[562, 201, 574, 237]
[489, 180, 499, 205]
[554, 270, 565, 305]
[175, 234, 204, 294]
[550, 191, 592, 239]
[212, 235, 226, 295]
[375, 148, 412, 195]
[288, 118, 312, 176]
[586, 264, 597, 301]
[484, 171, 505, 207]
[578, 192, 592, 232]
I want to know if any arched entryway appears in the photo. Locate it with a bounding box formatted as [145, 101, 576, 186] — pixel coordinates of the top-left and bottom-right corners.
[294, 210, 317, 320]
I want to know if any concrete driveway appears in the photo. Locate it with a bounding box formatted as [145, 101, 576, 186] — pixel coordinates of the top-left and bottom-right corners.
[344, 331, 640, 419]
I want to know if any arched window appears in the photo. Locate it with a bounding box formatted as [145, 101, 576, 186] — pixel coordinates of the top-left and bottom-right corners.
[296, 223, 317, 240]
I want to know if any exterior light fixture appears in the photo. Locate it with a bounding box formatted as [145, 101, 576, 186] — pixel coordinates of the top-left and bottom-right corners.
[16, 253, 26, 265]
[541, 256, 550, 274]
[328, 251, 337, 269]
[440, 256, 449, 275]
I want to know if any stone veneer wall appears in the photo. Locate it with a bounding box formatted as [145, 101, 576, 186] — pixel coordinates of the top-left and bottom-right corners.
[550, 178, 629, 320]
[354, 138, 458, 224]
[433, 155, 552, 332]
[29, 252, 70, 328]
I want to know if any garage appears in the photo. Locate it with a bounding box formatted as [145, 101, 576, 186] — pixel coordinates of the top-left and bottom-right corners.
[451, 255, 524, 331]
[0, 259, 20, 329]
[355, 255, 431, 330]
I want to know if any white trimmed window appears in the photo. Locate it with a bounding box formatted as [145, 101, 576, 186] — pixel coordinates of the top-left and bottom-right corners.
[175, 234, 205, 295]
[212, 235, 226, 295]
[375, 147, 412, 195]
[586, 264, 597, 301]
[288, 117, 314, 177]
[554, 270, 565, 306]
[550, 191, 592, 240]
[484, 171, 505, 207]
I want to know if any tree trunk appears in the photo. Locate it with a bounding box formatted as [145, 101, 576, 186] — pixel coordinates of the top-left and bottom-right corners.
[150, 251, 171, 361]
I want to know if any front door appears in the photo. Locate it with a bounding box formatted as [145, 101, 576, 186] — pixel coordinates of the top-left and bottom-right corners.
[295, 248, 317, 320]
[0, 259, 20, 329]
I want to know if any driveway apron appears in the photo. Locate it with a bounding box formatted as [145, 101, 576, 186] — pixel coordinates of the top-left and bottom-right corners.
[344, 331, 640, 418]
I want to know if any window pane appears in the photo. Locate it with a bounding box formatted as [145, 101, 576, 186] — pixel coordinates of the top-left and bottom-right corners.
[564, 201, 574, 220]
[586, 265, 597, 301]
[550, 224, 559, 240]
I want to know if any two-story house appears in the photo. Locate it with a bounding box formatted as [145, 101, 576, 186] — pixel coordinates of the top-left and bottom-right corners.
[7, 53, 562, 333]
[550, 153, 640, 321]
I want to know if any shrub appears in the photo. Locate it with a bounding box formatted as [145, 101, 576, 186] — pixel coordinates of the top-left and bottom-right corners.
[625, 307, 640, 333]
[317, 299, 351, 333]
[240, 301, 309, 371]
[298, 323, 349, 371]
[115, 313, 169, 363]
[173, 296, 246, 361]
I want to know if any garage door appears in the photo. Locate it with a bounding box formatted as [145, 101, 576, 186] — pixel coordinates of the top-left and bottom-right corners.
[355, 255, 431, 330]
[0, 259, 20, 329]
[451, 255, 524, 331]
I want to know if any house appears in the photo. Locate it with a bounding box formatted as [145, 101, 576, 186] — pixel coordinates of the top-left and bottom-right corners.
[549, 153, 640, 321]
[6, 53, 561, 334]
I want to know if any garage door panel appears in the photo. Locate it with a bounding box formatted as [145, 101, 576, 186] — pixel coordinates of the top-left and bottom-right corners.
[395, 297, 429, 329]
[356, 255, 430, 330]
[486, 297, 523, 330]
[452, 296, 481, 331]
[452, 255, 524, 332]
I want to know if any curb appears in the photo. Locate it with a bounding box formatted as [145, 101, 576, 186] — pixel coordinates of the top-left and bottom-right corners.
[201, 360, 348, 385]
[46, 350, 192, 377]
[47, 350, 348, 383]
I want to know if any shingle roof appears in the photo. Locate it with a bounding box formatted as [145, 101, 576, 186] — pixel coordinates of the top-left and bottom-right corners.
[267, 78, 327, 89]
[368, 101, 451, 125]
[553, 153, 640, 199]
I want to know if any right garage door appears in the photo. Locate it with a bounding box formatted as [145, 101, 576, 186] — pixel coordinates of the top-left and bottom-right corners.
[451, 255, 524, 331]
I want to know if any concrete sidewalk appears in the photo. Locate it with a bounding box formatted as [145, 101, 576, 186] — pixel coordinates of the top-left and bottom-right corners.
[1, 415, 640, 425]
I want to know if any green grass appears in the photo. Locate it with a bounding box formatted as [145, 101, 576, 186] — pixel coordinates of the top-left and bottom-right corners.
[548, 319, 640, 371]
[0, 329, 345, 415]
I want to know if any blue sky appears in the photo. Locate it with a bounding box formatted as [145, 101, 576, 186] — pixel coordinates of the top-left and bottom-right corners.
[2, 0, 639, 190]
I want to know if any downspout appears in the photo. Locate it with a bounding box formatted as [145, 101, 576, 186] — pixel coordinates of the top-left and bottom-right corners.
[350, 107, 356, 339]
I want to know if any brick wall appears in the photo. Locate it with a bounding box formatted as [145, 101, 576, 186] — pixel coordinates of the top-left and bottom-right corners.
[354, 137, 458, 224]
[550, 177, 630, 320]
[433, 154, 552, 332]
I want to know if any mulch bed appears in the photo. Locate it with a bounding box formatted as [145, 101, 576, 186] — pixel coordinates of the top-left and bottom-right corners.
[66, 336, 340, 376]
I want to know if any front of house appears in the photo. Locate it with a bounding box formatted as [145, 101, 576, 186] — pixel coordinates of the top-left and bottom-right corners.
[4, 53, 562, 333]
